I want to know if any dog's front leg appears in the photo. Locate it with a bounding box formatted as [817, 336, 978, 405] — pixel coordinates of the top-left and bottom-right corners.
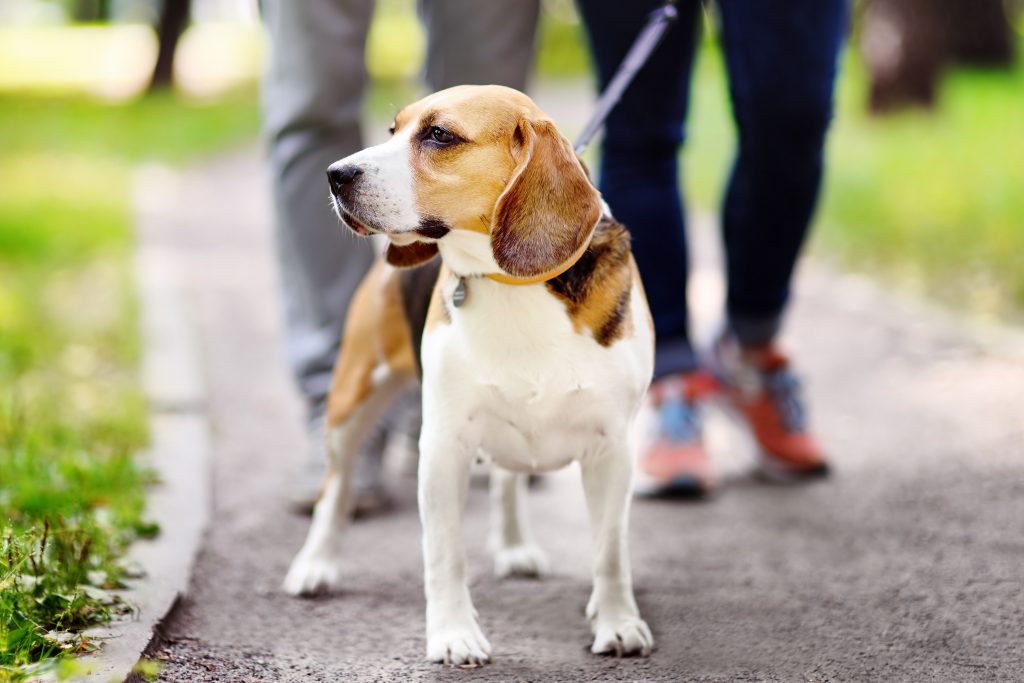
[580, 435, 654, 657]
[419, 428, 491, 665]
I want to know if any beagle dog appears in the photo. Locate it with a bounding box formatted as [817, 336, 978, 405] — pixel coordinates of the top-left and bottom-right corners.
[283, 85, 655, 665]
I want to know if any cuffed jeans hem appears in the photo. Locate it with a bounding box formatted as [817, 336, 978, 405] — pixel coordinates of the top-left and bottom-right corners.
[653, 338, 700, 379]
[728, 312, 784, 348]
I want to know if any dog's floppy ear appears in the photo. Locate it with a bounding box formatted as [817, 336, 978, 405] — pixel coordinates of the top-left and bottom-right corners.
[385, 242, 439, 268]
[491, 117, 601, 279]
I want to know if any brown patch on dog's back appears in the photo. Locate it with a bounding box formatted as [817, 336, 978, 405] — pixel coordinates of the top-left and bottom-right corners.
[545, 217, 634, 347]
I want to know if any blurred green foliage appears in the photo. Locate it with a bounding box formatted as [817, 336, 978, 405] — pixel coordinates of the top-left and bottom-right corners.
[822, 56, 1024, 316]
[0, 91, 258, 678]
[535, 8, 593, 78]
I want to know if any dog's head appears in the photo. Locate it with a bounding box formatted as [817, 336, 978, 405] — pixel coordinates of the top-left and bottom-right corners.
[327, 85, 602, 279]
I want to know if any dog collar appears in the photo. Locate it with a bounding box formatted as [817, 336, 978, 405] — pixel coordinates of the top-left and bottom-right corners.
[451, 215, 610, 306]
[452, 241, 587, 309]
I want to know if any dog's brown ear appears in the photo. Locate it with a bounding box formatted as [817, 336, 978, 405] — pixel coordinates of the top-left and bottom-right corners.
[491, 118, 601, 280]
[385, 242, 439, 268]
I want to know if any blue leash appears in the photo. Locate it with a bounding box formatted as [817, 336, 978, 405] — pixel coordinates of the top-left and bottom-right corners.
[573, 1, 680, 156]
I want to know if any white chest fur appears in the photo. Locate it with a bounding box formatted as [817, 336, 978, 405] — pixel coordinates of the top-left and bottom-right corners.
[420, 275, 653, 473]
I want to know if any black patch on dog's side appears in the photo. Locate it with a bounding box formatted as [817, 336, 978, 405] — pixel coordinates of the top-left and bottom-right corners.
[547, 218, 629, 303]
[416, 217, 452, 240]
[546, 217, 633, 347]
[399, 258, 443, 375]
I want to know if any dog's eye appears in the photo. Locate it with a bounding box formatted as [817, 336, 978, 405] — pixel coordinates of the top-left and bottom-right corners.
[429, 126, 455, 144]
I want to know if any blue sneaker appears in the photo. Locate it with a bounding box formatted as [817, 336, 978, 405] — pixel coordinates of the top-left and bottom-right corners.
[635, 372, 718, 497]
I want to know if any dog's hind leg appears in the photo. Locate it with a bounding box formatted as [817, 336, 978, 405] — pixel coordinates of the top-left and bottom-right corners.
[283, 372, 410, 596]
[284, 263, 418, 596]
[488, 467, 548, 578]
[580, 434, 654, 657]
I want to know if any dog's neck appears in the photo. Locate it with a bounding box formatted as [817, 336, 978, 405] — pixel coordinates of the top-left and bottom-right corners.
[435, 230, 502, 279]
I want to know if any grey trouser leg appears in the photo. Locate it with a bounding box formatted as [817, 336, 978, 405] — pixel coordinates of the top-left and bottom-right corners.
[262, 0, 376, 411]
[419, 0, 540, 91]
[263, 0, 539, 414]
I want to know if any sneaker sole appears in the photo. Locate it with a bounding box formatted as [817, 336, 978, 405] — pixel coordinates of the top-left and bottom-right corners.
[754, 453, 830, 483]
[710, 393, 831, 484]
[635, 474, 714, 499]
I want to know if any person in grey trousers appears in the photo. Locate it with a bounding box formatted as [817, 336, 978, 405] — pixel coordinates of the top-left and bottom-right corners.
[260, 0, 541, 510]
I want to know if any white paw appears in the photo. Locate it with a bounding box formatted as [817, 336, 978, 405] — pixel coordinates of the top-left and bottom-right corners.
[586, 598, 654, 657]
[426, 621, 492, 666]
[493, 543, 549, 579]
[282, 551, 342, 596]
[589, 614, 651, 655]
[590, 615, 654, 657]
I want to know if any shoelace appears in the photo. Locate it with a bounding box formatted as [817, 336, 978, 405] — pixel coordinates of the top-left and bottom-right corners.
[658, 395, 702, 443]
[763, 367, 807, 433]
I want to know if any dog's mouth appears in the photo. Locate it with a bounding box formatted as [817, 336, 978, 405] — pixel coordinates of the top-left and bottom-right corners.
[337, 206, 378, 237]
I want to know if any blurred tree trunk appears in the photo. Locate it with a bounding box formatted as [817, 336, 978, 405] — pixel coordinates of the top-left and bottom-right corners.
[148, 0, 191, 93]
[70, 0, 112, 21]
[861, 0, 945, 113]
[861, 0, 1017, 114]
[940, 0, 1016, 66]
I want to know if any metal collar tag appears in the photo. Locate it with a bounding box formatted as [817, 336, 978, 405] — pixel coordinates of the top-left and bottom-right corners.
[452, 278, 468, 308]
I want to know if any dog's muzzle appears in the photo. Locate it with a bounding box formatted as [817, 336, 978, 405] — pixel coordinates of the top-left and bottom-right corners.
[326, 163, 375, 236]
[327, 163, 362, 195]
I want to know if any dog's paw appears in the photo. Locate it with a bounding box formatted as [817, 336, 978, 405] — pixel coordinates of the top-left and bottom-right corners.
[426, 622, 492, 666]
[282, 551, 342, 596]
[589, 615, 654, 657]
[493, 543, 549, 579]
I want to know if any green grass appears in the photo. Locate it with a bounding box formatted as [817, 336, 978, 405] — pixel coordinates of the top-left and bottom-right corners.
[0, 90, 258, 680]
[820, 56, 1024, 318]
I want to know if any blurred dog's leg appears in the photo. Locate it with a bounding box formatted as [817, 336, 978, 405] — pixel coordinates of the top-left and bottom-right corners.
[283, 373, 410, 595]
[489, 467, 548, 578]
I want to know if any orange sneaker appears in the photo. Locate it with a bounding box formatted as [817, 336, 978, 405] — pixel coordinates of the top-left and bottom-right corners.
[710, 332, 829, 481]
[636, 371, 719, 497]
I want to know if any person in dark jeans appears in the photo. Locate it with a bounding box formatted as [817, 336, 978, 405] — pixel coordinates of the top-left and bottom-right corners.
[577, 0, 849, 494]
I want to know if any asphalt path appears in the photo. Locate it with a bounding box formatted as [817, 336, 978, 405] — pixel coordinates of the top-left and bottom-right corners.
[142, 141, 1024, 682]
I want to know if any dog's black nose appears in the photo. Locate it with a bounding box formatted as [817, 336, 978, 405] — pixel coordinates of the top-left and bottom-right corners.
[327, 164, 363, 194]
